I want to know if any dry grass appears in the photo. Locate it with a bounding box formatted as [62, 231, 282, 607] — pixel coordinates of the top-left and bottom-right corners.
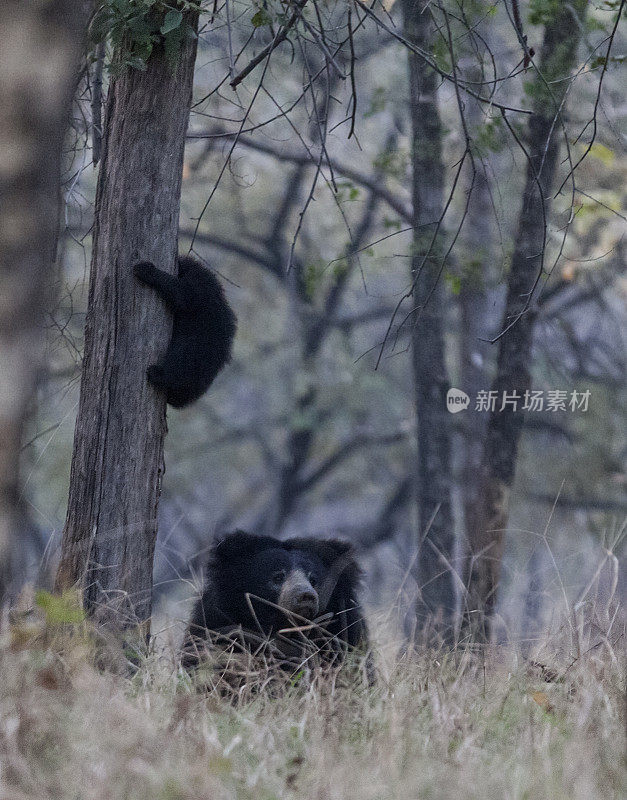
[0, 602, 624, 800]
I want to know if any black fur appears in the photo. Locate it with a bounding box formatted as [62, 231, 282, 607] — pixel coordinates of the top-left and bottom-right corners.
[133, 255, 236, 408]
[182, 530, 370, 671]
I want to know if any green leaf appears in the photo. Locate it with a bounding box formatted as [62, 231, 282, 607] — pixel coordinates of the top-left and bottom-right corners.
[333, 258, 349, 279]
[290, 669, 305, 685]
[588, 142, 614, 166]
[35, 590, 85, 625]
[444, 273, 462, 296]
[127, 53, 150, 71]
[251, 8, 272, 27]
[364, 86, 386, 118]
[90, 7, 114, 42]
[161, 9, 183, 35]
[383, 217, 401, 230]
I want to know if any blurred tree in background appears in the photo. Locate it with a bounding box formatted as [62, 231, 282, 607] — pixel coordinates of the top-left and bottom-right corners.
[464, 0, 590, 638]
[0, 1, 88, 612]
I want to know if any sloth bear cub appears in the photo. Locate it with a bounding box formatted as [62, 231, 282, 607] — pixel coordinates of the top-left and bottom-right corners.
[182, 531, 371, 673]
[134, 255, 236, 408]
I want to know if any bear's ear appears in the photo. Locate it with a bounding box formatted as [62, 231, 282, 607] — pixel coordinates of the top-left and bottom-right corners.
[286, 537, 355, 566]
[212, 530, 256, 561]
[319, 539, 355, 564]
[212, 530, 277, 562]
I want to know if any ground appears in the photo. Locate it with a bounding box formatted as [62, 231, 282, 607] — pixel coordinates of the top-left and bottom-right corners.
[0, 607, 624, 800]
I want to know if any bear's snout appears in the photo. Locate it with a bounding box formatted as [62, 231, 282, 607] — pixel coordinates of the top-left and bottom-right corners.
[277, 569, 319, 619]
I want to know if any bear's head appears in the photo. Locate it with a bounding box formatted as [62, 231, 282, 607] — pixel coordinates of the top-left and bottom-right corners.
[208, 531, 358, 635]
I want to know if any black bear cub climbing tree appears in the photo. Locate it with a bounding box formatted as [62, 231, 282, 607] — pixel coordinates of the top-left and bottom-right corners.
[133, 255, 236, 408]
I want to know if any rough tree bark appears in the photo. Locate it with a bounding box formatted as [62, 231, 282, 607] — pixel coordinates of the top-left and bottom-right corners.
[0, 2, 88, 608]
[401, 0, 456, 642]
[56, 16, 199, 633]
[464, 2, 587, 636]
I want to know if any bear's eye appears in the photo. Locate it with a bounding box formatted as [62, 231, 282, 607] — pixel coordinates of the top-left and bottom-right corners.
[271, 570, 286, 586]
[307, 572, 318, 588]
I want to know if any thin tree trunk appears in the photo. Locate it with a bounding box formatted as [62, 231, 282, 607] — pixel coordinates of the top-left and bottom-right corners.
[56, 18, 199, 633]
[257, 86, 392, 537]
[401, 0, 455, 642]
[0, 2, 87, 608]
[458, 65, 493, 597]
[262, 172, 382, 536]
[464, 2, 587, 636]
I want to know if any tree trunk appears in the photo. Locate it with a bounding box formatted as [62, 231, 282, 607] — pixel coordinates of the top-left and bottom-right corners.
[56, 19, 199, 633]
[0, 2, 87, 608]
[458, 65, 493, 600]
[261, 167, 382, 536]
[401, 0, 455, 643]
[464, 2, 587, 636]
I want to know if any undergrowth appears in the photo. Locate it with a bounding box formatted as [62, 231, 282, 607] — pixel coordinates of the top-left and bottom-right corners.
[0, 600, 624, 800]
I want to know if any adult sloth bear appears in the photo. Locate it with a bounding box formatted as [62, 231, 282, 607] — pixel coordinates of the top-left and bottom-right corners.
[134, 255, 236, 408]
[181, 531, 371, 676]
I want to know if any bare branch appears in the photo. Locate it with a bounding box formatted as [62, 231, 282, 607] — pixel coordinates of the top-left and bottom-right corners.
[230, 0, 310, 89]
[297, 431, 407, 493]
[189, 127, 412, 222]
